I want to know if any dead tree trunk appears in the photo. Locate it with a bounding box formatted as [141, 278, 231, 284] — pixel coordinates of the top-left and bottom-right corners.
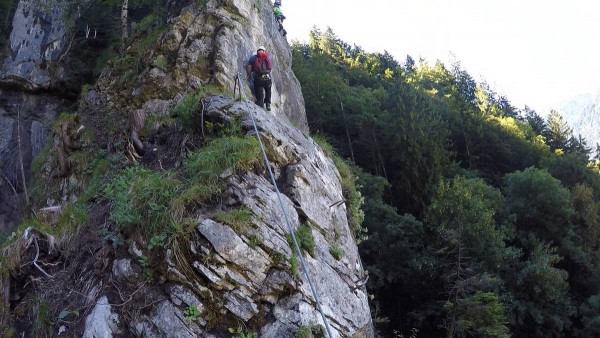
[121, 0, 129, 40]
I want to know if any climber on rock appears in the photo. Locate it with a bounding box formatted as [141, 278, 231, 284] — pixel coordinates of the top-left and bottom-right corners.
[246, 46, 273, 111]
[273, 0, 287, 36]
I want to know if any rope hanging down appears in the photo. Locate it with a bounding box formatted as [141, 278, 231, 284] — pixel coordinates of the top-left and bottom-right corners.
[234, 73, 335, 338]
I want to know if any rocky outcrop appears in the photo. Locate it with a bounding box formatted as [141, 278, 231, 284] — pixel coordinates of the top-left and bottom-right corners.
[97, 0, 308, 133]
[0, 0, 71, 90]
[83, 96, 372, 337]
[0, 89, 66, 235]
[0, 0, 74, 236]
[1, 1, 373, 337]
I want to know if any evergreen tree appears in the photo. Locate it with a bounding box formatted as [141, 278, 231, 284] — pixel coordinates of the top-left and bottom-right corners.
[292, 30, 600, 336]
[544, 110, 573, 153]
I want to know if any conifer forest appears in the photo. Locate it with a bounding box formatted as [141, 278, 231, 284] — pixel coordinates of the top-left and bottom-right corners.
[292, 28, 600, 337]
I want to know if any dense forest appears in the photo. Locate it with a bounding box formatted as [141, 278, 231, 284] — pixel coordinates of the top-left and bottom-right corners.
[292, 28, 600, 337]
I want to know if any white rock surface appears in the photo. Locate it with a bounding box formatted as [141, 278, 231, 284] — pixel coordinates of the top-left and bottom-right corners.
[82, 296, 120, 338]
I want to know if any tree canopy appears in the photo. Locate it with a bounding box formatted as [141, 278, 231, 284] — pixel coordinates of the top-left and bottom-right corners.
[293, 28, 600, 337]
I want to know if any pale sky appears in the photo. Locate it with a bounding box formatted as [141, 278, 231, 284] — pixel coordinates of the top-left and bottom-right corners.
[282, 0, 600, 114]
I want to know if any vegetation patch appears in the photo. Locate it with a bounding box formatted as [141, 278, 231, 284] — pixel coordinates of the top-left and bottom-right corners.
[287, 223, 315, 256]
[175, 136, 262, 207]
[213, 207, 253, 232]
[332, 156, 366, 243]
[312, 134, 367, 243]
[104, 165, 180, 238]
[329, 245, 343, 260]
[172, 85, 234, 132]
[295, 325, 325, 338]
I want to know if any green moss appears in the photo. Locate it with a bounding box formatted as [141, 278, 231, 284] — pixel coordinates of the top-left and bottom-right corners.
[287, 224, 315, 256]
[312, 134, 367, 242]
[104, 165, 181, 238]
[333, 155, 367, 243]
[288, 255, 299, 278]
[213, 207, 253, 232]
[55, 202, 89, 236]
[329, 245, 343, 260]
[175, 136, 262, 207]
[295, 325, 324, 338]
[153, 55, 168, 71]
[32, 299, 52, 337]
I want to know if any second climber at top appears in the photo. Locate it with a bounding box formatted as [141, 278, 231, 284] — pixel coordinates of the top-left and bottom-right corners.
[274, 0, 287, 36]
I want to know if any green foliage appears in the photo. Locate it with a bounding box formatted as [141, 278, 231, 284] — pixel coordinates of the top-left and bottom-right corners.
[332, 156, 366, 242]
[329, 245, 343, 260]
[288, 255, 299, 278]
[172, 90, 202, 130]
[98, 227, 124, 248]
[147, 234, 166, 250]
[295, 325, 324, 338]
[56, 202, 89, 236]
[570, 184, 600, 248]
[112, 21, 166, 88]
[212, 207, 253, 232]
[575, 295, 600, 336]
[510, 239, 575, 336]
[426, 176, 514, 271]
[504, 167, 574, 243]
[294, 27, 600, 338]
[172, 86, 232, 132]
[0, 0, 16, 53]
[312, 134, 367, 242]
[138, 255, 153, 281]
[104, 165, 180, 238]
[247, 234, 260, 248]
[153, 55, 169, 71]
[287, 224, 315, 256]
[176, 136, 261, 206]
[444, 291, 510, 338]
[228, 326, 257, 338]
[32, 299, 51, 337]
[184, 304, 202, 322]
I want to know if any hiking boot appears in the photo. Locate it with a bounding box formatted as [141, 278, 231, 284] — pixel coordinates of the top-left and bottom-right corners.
[266, 103, 271, 111]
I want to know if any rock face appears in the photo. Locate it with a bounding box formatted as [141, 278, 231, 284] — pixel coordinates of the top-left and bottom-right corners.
[113, 97, 373, 337]
[1, 1, 373, 337]
[1, 0, 70, 89]
[0, 0, 73, 236]
[0, 89, 66, 235]
[97, 0, 308, 133]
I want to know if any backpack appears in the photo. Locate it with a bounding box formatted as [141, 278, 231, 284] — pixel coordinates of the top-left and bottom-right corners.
[252, 54, 272, 74]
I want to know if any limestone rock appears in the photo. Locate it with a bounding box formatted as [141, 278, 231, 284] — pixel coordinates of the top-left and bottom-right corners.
[82, 296, 120, 338]
[1, 1, 69, 89]
[112, 259, 139, 283]
[99, 1, 308, 132]
[0, 1, 373, 337]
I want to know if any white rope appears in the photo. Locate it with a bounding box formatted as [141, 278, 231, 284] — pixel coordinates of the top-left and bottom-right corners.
[235, 73, 335, 338]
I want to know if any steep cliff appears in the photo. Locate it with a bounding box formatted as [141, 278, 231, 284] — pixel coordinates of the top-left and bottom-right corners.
[0, 1, 372, 337]
[0, 0, 73, 236]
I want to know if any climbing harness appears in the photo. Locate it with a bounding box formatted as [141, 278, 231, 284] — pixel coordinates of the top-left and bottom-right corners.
[235, 73, 335, 338]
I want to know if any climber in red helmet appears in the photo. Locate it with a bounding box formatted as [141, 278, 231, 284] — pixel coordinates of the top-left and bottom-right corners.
[246, 46, 273, 111]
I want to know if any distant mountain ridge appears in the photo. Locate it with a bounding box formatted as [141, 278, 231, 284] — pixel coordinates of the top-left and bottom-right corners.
[555, 90, 600, 151]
